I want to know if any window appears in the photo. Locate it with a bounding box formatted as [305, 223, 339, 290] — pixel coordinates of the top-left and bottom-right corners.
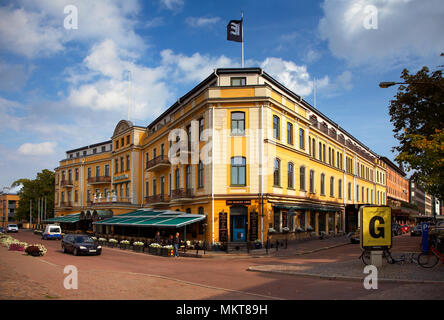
[273, 158, 281, 186]
[319, 142, 322, 161]
[76, 152, 79, 157]
[231, 112, 245, 135]
[120, 157, 124, 172]
[323, 144, 326, 162]
[95, 166, 100, 177]
[160, 176, 165, 195]
[153, 148, 157, 159]
[287, 122, 293, 145]
[125, 183, 129, 197]
[186, 165, 191, 190]
[299, 166, 306, 191]
[105, 165, 109, 177]
[126, 155, 130, 171]
[198, 161, 204, 188]
[362, 186, 365, 203]
[121, 138, 124, 148]
[102, 146, 106, 152]
[199, 118, 204, 141]
[87, 167, 92, 179]
[287, 162, 294, 189]
[169, 174, 172, 195]
[348, 182, 352, 201]
[273, 115, 280, 139]
[299, 128, 305, 149]
[161, 144, 165, 157]
[75, 190, 78, 203]
[152, 179, 157, 196]
[126, 135, 130, 145]
[145, 182, 149, 197]
[371, 189, 374, 204]
[115, 159, 118, 173]
[68, 169, 72, 181]
[83, 150, 87, 156]
[93, 148, 97, 154]
[330, 177, 334, 197]
[366, 188, 369, 203]
[175, 168, 180, 190]
[231, 77, 246, 86]
[312, 138, 316, 158]
[356, 185, 359, 202]
[231, 157, 246, 186]
[309, 170, 315, 193]
[75, 168, 79, 181]
[320, 174, 325, 195]
[115, 140, 119, 149]
[338, 179, 342, 198]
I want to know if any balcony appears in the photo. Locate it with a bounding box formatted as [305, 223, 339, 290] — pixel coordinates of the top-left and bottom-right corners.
[171, 188, 194, 201]
[145, 194, 170, 205]
[88, 176, 111, 185]
[60, 179, 73, 187]
[87, 196, 132, 206]
[59, 202, 73, 209]
[146, 155, 170, 172]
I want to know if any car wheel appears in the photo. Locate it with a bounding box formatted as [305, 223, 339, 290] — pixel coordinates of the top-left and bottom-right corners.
[73, 248, 78, 256]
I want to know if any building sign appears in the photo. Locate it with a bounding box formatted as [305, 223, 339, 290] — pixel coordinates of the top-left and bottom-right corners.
[249, 211, 258, 241]
[114, 174, 129, 181]
[226, 200, 251, 205]
[219, 211, 228, 242]
[360, 206, 392, 250]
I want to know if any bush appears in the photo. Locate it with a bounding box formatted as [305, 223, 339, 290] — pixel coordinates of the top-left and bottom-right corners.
[25, 245, 42, 256]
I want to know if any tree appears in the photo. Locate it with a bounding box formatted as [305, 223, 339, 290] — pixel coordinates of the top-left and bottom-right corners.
[388, 66, 444, 200]
[11, 169, 55, 221]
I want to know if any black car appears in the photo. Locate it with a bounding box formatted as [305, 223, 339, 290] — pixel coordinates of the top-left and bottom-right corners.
[410, 225, 422, 237]
[61, 234, 101, 256]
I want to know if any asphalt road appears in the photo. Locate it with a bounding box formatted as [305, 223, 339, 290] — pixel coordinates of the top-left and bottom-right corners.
[2, 230, 443, 300]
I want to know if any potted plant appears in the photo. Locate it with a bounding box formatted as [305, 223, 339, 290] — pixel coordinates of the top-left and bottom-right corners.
[295, 227, 304, 233]
[163, 245, 174, 256]
[253, 239, 262, 249]
[161, 245, 170, 256]
[108, 238, 118, 248]
[120, 240, 130, 250]
[268, 228, 276, 234]
[98, 237, 107, 246]
[149, 243, 161, 255]
[282, 227, 290, 234]
[213, 242, 221, 251]
[133, 241, 144, 253]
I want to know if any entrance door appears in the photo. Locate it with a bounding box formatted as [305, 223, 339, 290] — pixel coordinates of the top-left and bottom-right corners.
[231, 216, 246, 242]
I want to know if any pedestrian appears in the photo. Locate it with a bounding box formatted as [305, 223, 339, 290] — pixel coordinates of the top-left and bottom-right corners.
[154, 231, 161, 244]
[168, 234, 173, 245]
[173, 232, 180, 257]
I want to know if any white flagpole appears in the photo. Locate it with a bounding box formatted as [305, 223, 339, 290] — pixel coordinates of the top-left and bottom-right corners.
[241, 11, 244, 68]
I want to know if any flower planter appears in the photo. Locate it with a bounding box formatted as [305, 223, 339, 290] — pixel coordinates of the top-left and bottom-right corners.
[254, 243, 262, 249]
[155, 247, 162, 256]
[161, 247, 169, 256]
[133, 245, 143, 253]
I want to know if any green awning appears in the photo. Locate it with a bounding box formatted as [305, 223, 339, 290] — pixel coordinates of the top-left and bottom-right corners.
[93, 209, 206, 228]
[44, 213, 81, 224]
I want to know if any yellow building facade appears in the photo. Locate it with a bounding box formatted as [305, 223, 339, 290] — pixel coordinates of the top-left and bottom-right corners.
[54, 68, 387, 244]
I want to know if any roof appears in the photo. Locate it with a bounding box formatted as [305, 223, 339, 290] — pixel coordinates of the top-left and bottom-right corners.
[380, 156, 406, 176]
[66, 140, 112, 154]
[93, 209, 206, 228]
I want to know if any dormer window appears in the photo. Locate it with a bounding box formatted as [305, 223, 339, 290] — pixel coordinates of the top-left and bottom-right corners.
[230, 77, 246, 86]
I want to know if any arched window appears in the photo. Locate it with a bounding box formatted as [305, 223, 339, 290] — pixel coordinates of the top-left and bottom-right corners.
[320, 173, 325, 195]
[338, 179, 342, 198]
[273, 115, 280, 139]
[231, 156, 246, 186]
[175, 168, 180, 190]
[330, 176, 334, 197]
[231, 112, 245, 135]
[287, 162, 294, 188]
[299, 166, 306, 191]
[273, 158, 281, 186]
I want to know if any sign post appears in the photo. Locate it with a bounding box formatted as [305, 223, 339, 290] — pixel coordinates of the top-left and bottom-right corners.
[360, 206, 392, 267]
[421, 222, 429, 253]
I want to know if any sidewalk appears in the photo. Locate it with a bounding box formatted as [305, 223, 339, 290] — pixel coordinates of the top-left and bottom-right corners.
[180, 236, 350, 259]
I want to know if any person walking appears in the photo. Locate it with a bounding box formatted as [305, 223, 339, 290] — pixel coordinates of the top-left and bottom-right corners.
[154, 231, 161, 244]
[173, 232, 180, 258]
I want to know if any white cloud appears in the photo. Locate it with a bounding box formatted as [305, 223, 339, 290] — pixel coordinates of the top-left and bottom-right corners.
[18, 142, 57, 156]
[160, 49, 236, 83]
[160, 0, 184, 11]
[0, 0, 144, 58]
[318, 0, 444, 66]
[260, 57, 329, 97]
[185, 16, 221, 27]
[0, 61, 33, 91]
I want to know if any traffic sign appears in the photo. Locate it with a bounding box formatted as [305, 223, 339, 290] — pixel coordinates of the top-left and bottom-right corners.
[360, 206, 392, 250]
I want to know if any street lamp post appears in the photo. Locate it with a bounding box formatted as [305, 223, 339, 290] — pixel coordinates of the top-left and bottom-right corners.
[379, 81, 444, 91]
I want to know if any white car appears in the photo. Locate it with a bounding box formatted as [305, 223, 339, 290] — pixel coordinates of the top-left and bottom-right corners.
[42, 224, 62, 240]
[7, 224, 18, 233]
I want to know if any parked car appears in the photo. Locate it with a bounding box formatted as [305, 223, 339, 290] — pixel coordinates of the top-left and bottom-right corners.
[392, 224, 402, 236]
[6, 224, 18, 233]
[42, 224, 62, 240]
[61, 234, 101, 256]
[410, 225, 422, 237]
[0, 227, 5, 233]
[401, 225, 410, 234]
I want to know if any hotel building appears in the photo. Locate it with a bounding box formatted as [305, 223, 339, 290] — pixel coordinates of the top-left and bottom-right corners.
[54, 68, 387, 244]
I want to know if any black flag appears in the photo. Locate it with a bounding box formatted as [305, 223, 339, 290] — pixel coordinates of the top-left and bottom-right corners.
[227, 19, 242, 42]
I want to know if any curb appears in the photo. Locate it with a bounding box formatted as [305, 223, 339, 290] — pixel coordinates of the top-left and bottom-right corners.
[247, 267, 444, 285]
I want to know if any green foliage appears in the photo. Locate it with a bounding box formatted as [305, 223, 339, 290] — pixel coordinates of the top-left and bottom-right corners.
[11, 169, 55, 221]
[388, 66, 444, 200]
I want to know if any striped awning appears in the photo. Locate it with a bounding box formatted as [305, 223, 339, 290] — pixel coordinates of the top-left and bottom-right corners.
[93, 209, 206, 228]
[44, 212, 81, 224]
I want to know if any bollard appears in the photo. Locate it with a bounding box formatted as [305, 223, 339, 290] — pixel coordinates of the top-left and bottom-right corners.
[370, 250, 383, 267]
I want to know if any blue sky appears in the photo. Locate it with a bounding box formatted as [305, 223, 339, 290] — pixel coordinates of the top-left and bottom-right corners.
[0, 0, 443, 187]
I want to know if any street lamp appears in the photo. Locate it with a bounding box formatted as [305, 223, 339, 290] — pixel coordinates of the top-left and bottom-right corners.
[379, 81, 444, 91]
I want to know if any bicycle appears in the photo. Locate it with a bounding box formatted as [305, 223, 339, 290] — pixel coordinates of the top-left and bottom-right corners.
[417, 245, 444, 268]
[360, 249, 394, 265]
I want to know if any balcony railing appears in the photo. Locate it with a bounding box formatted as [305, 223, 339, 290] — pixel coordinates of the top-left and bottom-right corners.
[59, 201, 73, 208]
[171, 188, 194, 200]
[145, 194, 170, 204]
[60, 179, 73, 187]
[87, 196, 132, 206]
[87, 176, 111, 184]
[146, 155, 170, 171]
